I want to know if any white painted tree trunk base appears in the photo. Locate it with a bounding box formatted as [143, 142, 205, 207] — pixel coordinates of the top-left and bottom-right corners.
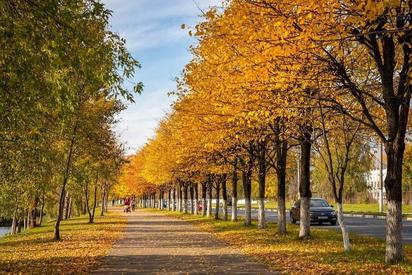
[222, 200, 228, 221]
[231, 197, 237, 222]
[207, 199, 212, 217]
[386, 200, 403, 263]
[257, 198, 266, 229]
[202, 198, 207, 216]
[337, 202, 351, 252]
[245, 198, 252, 225]
[278, 197, 286, 234]
[299, 197, 310, 238]
[183, 199, 188, 214]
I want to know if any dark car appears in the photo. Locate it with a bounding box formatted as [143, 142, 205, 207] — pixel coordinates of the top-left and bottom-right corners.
[219, 198, 233, 207]
[290, 198, 337, 225]
[227, 197, 233, 206]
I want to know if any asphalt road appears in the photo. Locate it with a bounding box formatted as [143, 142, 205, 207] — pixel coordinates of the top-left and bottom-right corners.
[227, 208, 412, 244]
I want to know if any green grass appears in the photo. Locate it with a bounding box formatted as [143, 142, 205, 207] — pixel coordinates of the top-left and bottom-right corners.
[161, 210, 412, 274]
[248, 201, 291, 209]
[0, 209, 126, 274]
[344, 203, 412, 214]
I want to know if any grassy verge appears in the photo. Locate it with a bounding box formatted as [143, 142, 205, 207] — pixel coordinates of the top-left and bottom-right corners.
[161, 210, 412, 274]
[0, 209, 126, 274]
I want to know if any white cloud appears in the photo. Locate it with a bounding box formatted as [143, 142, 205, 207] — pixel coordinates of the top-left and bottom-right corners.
[104, 0, 220, 23]
[103, 0, 221, 50]
[115, 89, 173, 154]
[120, 24, 189, 51]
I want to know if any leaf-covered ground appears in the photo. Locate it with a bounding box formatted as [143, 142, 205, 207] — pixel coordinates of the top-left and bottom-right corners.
[164, 211, 412, 274]
[0, 211, 126, 274]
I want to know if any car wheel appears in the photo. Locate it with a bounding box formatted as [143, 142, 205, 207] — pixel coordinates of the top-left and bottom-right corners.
[330, 221, 337, 226]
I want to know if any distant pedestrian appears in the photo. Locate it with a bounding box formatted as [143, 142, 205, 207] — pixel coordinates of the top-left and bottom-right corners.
[124, 197, 131, 213]
[131, 197, 136, 211]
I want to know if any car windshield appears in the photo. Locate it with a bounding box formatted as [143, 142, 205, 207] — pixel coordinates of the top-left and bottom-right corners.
[310, 199, 329, 207]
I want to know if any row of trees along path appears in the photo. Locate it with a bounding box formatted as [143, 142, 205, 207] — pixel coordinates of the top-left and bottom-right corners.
[0, 1, 141, 240]
[115, 0, 412, 265]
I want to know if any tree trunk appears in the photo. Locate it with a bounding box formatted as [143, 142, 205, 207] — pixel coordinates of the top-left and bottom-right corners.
[84, 182, 91, 220]
[275, 129, 288, 234]
[54, 122, 77, 241]
[179, 185, 183, 212]
[159, 190, 164, 210]
[299, 128, 312, 238]
[11, 215, 16, 235]
[190, 185, 195, 214]
[17, 219, 22, 233]
[176, 186, 180, 211]
[63, 191, 70, 220]
[39, 194, 45, 226]
[222, 175, 228, 221]
[23, 212, 27, 231]
[277, 189, 287, 234]
[231, 160, 238, 222]
[202, 183, 207, 216]
[168, 189, 171, 211]
[386, 200, 403, 263]
[183, 185, 188, 214]
[214, 178, 220, 220]
[29, 196, 39, 228]
[150, 194, 153, 208]
[82, 196, 87, 215]
[101, 188, 106, 216]
[67, 198, 72, 219]
[384, 140, 405, 263]
[257, 142, 266, 229]
[162, 191, 166, 210]
[10, 207, 17, 235]
[207, 179, 213, 217]
[194, 183, 198, 215]
[337, 202, 351, 252]
[242, 170, 252, 226]
[104, 191, 109, 212]
[299, 197, 310, 238]
[90, 183, 97, 224]
[172, 188, 176, 211]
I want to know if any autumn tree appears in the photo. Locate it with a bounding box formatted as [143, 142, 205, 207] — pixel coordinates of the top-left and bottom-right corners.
[0, 0, 141, 239]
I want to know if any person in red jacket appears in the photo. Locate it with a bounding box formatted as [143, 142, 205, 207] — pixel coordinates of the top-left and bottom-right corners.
[124, 197, 131, 213]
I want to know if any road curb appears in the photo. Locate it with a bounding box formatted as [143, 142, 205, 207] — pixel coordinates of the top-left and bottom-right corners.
[344, 214, 412, 220]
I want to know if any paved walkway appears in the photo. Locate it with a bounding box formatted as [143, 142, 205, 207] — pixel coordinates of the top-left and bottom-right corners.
[93, 209, 275, 274]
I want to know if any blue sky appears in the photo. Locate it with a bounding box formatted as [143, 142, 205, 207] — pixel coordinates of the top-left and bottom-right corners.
[101, 0, 220, 154]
